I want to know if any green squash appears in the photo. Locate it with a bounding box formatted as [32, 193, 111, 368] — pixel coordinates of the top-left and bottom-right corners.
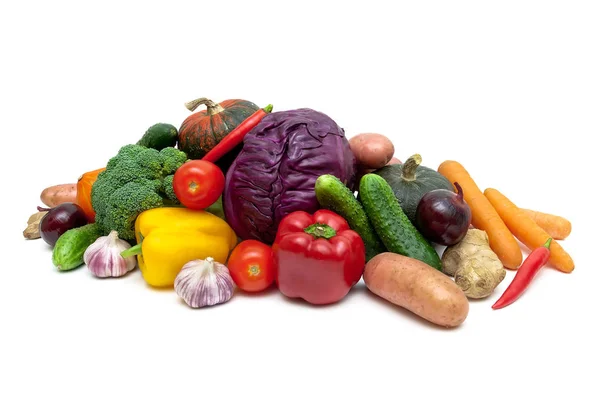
[137, 123, 178, 150]
[373, 154, 454, 224]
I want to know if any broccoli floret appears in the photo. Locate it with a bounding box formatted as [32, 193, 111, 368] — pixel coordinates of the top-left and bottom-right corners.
[162, 175, 178, 202]
[106, 144, 144, 170]
[90, 172, 112, 218]
[160, 147, 187, 175]
[104, 182, 163, 240]
[91, 144, 187, 239]
[133, 148, 163, 179]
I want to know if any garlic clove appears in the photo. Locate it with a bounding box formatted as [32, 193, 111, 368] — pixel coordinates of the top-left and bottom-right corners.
[83, 230, 137, 278]
[175, 257, 235, 308]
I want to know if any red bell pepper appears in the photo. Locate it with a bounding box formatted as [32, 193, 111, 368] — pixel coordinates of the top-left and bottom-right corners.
[272, 210, 366, 305]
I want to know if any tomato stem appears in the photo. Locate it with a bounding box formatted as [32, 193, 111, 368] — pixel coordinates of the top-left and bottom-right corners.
[248, 265, 261, 277]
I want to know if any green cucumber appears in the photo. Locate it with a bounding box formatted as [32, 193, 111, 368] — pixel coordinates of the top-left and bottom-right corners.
[52, 223, 103, 271]
[315, 174, 385, 261]
[137, 123, 178, 150]
[359, 174, 442, 270]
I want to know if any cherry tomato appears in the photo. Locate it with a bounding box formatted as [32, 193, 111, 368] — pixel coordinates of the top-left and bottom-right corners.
[173, 160, 225, 210]
[227, 240, 275, 292]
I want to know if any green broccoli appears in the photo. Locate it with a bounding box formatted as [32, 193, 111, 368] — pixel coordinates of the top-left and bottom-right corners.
[160, 147, 188, 175]
[162, 175, 178, 202]
[91, 144, 187, 240]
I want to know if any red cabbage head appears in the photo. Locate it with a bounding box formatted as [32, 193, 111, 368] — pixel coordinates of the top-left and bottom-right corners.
[223, 108, 356, 243]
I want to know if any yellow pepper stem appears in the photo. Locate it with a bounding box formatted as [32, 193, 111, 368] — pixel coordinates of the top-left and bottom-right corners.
[121, 243, 142, 258]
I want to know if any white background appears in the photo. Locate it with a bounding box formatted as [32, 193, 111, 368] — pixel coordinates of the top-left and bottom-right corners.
[2, 1, 598, 399]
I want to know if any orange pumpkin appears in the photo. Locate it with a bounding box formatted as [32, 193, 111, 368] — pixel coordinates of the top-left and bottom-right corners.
[76, 168, 106, 222]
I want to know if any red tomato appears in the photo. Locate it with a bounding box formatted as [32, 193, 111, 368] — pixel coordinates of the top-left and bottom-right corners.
[173, 160, 225, 210]
[227, 240, 275, 292]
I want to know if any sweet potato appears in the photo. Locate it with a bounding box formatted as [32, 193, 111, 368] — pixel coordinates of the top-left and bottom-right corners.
[387, 157, 402, 165]
[40, 183, 77, 207]
[364, 252, 469, 328]
[349, 133, 395, 169]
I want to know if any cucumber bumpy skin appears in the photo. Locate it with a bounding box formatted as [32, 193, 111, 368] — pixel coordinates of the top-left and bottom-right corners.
[359, 174, 442, 270]
[137, 123, 178, 150]
[315, 174, 385, 261]
[52, 223, 103, 271]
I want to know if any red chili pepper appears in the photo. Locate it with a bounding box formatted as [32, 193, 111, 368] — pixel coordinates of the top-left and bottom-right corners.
[272, 210, 366, 305]
[202, 104, 273, 163]
[492, 238, 552, 310]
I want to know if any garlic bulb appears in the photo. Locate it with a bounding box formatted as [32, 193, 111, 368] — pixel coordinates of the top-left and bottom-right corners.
[83, 230, 137, 278]
[175, 257, 235, 308]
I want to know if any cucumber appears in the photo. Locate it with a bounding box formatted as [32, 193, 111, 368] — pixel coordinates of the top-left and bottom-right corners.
[359, 174, 442, 270]
[52, 223, 103, 271]
[137, 123, 178, 150]
[315, 174, 385, 261]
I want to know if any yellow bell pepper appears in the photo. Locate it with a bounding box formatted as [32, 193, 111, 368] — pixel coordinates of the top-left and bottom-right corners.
[122, 207, 238, 288]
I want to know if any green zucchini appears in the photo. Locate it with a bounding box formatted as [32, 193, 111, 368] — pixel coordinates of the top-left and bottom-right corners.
[52, 223, 103, 271]
[359, 174, 442, 270]
[137, 123, 178, 150]
[315, 174, 385, 261]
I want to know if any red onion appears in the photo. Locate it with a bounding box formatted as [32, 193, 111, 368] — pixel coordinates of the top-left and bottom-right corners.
[39, 203, 88, 246]
[415, 183, 472, 246]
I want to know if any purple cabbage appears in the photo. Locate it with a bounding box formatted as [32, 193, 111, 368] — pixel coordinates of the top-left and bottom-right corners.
[223, 108, 356, 243]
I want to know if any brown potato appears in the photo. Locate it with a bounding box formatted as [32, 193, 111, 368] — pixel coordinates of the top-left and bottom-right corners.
[349, 133, 394, 169]
[40, 183, 77, 207]
[387, 157, 402, 165]
[364, 253, 469, 328]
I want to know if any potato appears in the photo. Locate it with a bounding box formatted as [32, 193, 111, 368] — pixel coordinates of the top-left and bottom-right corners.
[364, 253, 469, 328]
[387, 157, 401, 165]
[349, 133, 394, 169]
[40, 183, 77, 207]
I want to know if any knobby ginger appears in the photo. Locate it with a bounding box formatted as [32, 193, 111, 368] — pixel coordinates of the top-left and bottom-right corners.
[441, 229, 506, 299]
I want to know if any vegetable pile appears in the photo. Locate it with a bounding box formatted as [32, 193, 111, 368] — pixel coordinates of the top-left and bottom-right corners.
[26, 96, 576, 328]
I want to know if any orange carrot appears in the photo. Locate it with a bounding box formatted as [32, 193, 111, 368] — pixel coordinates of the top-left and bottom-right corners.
[519, 208, 572, 240]
[438, 161, 522, 269]
[484, 188, 574, 273]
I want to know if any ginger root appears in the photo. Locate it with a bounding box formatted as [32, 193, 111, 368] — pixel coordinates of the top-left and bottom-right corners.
[23, 210, 48, 240]
[441, 229, 506, 299]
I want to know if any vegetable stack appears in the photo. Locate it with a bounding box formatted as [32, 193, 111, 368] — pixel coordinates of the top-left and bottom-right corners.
[27, 95, 576, 327]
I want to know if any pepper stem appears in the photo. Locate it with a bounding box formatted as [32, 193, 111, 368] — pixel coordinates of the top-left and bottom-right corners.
[184, 97, 224, 115]
[263, 104, 274, 113]
[401, 154, 422, 181]
[304, 223, 337, 240]
[454, 182, 464, 202]
[543, 238, 552, 249]
[121, 243, 142, 258]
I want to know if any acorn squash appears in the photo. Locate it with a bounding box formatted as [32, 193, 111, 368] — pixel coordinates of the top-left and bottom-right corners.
[374, 154, 454, 224]
[178, 97, 259, 159]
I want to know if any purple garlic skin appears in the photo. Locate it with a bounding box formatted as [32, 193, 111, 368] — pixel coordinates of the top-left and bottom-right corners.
[83, 231, 136, 278]
[174, 257, 235, 308]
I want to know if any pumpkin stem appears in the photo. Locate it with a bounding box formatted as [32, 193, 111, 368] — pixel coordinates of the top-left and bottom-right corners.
[401, 154, 422, 181]
[184, 97, 225, 115]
